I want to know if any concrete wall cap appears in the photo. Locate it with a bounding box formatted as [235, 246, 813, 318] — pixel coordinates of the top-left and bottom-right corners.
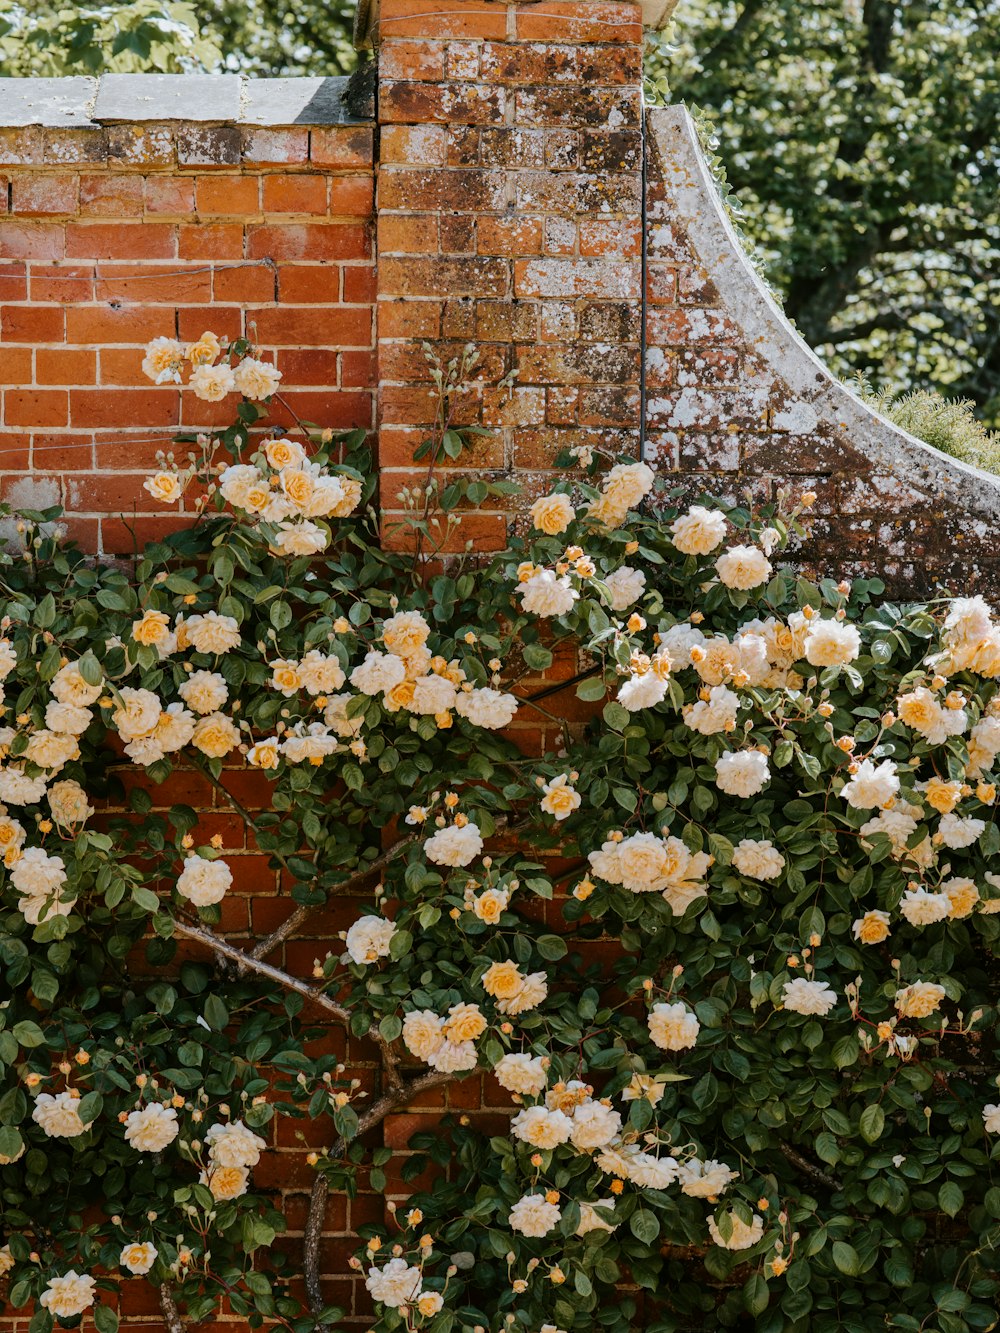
[0, 74, 363, 127]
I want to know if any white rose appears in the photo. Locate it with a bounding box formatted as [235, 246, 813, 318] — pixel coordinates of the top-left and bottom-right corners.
[517, 570, 579, 618]
[427, 1039, 479, 1073]
[345, 915, 397, 965]
[627, 1150, 680, 1188]
[44, 702, 92, 735]
[298, 650, 345, 695]
[190, 363, 236, 401]
[678, 1159, 737, 1198]
[982, 1104, 1000, 1133]
[618, 670, 668, 711]
[403, 1010, 445, 1062]
[270, 520, 329, 557]
[365, 1258, 421, 1309]
[670, 505, 727, 555]
[454, 688, 518, 729]
[494, 1053, 548, 1097]
[570, 1100, 622, 1150]
[40, 1271, 97, 1319]
[899, 888, 950, 926]
[781, 978, 837, 1016]
[715, 750, 770, 797]
[715, 545, 771, 590]
[708, 1211, 764, 1251]
[424, 822, 483, 867]
[186, 612, 241, 656]
[177, 855, 232, 907]
[604, 565, 646, 611]
[120, 1242, 157, 1275]
[0, 767, 48, 805]
[350, 650, 407, 696]
[409, 673, 457, 716]
[11, 846, 66, 898]
[577, 1199, 618, 1235]
[51, 664, 102, 707]
[124, 1102, 179, 1153]
[233, 356, 281, 400]
[47, 780, 94, 829]
[511, 1105, 573, 1149]
[938, 813, 985, 849]
[112, 687, 161, 740]
[496, 971, 548, 1016]
[25, 730, 79, 770]
[205, 1120, 267, 1168]
[731, 838, 784, 880]
[840, 758, 900, 810]
[32, 1091, 86, 1138]
[648, 1002, 700, 1051]
[508, 1194, 561, 1238]
[684, 684, 739, 736]
[804, 619, 861, 667]
[178, 670, 229, 715]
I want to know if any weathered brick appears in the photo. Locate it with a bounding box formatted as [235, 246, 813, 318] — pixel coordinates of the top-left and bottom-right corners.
[11, 174, 80, 216]
[378, 0, 508, 41]
[379, 255, 508, 298]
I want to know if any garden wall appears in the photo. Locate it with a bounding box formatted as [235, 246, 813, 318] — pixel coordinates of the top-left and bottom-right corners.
[2, 1, 1000, 1327]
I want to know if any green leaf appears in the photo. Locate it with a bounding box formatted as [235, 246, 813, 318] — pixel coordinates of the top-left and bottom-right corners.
[743, 1273, 769, 1316]
[204, 994, 229, 1031]
[831, 1241, 860, 1276]
[859, 1104, 885, 1144]
[629, 1209, 660, 1244]
[938, 1180, 964, 1218]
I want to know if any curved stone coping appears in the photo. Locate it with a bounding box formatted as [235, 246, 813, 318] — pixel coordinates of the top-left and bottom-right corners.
[0, 74, 361, 127]
[647, 104, 1000, 522]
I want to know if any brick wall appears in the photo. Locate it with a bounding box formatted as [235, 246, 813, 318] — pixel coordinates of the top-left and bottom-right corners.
[376, 0, 645, 549]
[0, 76, 375, 556]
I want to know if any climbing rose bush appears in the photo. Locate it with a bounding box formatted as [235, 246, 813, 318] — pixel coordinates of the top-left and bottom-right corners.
[0, 333, 999, 1333]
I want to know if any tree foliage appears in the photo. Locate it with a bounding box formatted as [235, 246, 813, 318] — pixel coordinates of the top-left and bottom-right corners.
[665, 0, 1000, 422]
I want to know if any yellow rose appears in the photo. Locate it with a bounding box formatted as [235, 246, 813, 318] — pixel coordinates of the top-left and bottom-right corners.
[473, 890, 506, 924]
[443, 1002, 486, 1043]
[192, 714, 239, 758]
[186, 331, 221, 365]
[384, 680, 416, 712]
[247, 740, 280, 769]
[281, 469, 314, 510]
[923, 777, 963, 814]
[132, 609, 172, 646]
[482, 960, 524, 1000]
[143, 471, 183, 504]
[529, 493, 575, 536]
[853, 910, 890, 944]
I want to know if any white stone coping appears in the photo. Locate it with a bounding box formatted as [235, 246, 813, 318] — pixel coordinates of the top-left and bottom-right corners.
[647, 104, 1000, 522]
[0, 74, 361, 127]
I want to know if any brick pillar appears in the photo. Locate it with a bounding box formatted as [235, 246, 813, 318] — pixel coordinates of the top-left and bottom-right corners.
[375, 0, 645, 549]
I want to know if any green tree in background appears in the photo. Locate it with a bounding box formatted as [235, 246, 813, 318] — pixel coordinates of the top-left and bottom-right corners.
[1, 0, 997, 422]
[0, 1, 223, 73]
[665, 0, 1000, 422]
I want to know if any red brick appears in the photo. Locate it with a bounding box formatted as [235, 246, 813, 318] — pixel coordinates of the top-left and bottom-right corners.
[12, 174, 79, 216]
[248, 223, 370, 261]
[71, 389, 179, 429]
[0, 223, 66, 260]
[277, 264, 344, 303]
[30, 265, 94, 302]
[195, 174, 261, 217]
[252, 306, 372, 347]
[94, 265, 213, 305]
[4, 390, 68, 427]
[1, 305, 64, 343]
[101, 513, 190, 552]
[31, 432, 94, 470]
[341, 350, 376, 386]
[65, 222, 176, 260]
[143, 176, 196, 216]
[79, 174, 144, 217]
[270, 390, 372, 430]
[343, 265, 376, 302]
[378, 0, 507, 40]
[178, 307, 243, 342]
[241, 128, 309, 165]
[66, 305, 174, 344]
[275, 348, 341, 382]
[516, 0, 643, 43]
[0, 262, 27, 300]
[213, 262, 276, 303]
[329, 176, 375, 217]
[309, 126, 375, 167]
[0, 348, 31, 387]
[36, 348, 96, 385]
[379, 40, 446, 81]
[262, 174, 329, 215]
[177, 223, 245, 260]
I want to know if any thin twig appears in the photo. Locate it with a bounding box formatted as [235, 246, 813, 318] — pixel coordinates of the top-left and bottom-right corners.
[159, 1283, 186, 1333]
[778, 1140, 843, 1191]
[172, 919, 351, 1023]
